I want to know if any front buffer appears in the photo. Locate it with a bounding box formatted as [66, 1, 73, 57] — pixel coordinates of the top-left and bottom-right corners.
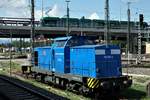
[87, 75, 132, 92]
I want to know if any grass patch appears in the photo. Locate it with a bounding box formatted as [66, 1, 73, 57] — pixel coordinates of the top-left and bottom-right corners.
[133, 76, 150, 84]
[13, 75, 90, 100]
[120, 76, 150, 100]
[33, 80, 89, 100]
[0, 61, 21, 74]
[120, 83, 147, 99]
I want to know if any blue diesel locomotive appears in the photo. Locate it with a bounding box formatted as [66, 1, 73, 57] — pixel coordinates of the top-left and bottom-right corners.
[31, 36, 132, 95]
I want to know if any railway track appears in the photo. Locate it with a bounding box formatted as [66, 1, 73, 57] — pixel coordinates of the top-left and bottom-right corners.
[0, 75, 68, 100]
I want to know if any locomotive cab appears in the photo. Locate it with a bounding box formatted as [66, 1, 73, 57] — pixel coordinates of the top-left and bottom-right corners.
[51, 36, 95, 73]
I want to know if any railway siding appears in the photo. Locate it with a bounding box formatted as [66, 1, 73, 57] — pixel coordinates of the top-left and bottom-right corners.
[0, 75, 69, 100]
[123, 67, 150, 76]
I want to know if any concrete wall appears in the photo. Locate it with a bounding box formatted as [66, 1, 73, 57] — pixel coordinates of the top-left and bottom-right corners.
[146, 42, 150, 54]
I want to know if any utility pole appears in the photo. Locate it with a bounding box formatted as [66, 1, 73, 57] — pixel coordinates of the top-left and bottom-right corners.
[127, 2, 131, 66]
[31, 0, 35, 66]
[104, 0, 110, 45]
[9, 31, 12, 76]
[66, 0, 70, 36]
[137, 14, 143, 64]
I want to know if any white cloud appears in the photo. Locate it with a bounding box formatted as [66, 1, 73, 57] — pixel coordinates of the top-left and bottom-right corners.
[0, 0, 42, 20]
[121, 0, 139, 3]
[0, 1, 63, 20]
[46, 4, 62, 17]
[0, 0, 29, 18]
[88, 12, 100, 20]
[35, 10, 45, 20]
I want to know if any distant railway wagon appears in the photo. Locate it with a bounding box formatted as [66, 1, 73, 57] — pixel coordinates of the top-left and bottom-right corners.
[40, 17, 148, 29]
[31, 36, 132, 95]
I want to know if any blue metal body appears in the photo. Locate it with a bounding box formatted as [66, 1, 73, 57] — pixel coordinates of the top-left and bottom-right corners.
[34, 47, 52, 70]
[51, 37, 70, 73]
[70, 45, 121, 78]
[34, 37, 71, 74]
[34, 36, 121, 78]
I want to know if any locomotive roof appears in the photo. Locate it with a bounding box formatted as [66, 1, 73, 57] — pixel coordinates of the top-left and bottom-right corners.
[71, 44, 120, 49]
[53, 36, 72, 41]
[53, 36, 94, 41]
[34, 46, 51, 50]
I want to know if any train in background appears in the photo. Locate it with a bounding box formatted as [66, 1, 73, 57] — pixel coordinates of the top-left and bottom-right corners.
[40, 17, 148, 29]
[29, 36, 132, 96]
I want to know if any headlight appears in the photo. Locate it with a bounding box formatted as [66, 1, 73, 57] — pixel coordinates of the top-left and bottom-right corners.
[123, 80, 127, 84]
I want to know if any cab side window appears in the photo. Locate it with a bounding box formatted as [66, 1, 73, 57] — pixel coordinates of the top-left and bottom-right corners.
[66, 39, 79, 47]
[53, 40, 66, 47]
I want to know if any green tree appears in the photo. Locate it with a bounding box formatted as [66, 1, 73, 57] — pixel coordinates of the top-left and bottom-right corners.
[12, 40, 30, 48]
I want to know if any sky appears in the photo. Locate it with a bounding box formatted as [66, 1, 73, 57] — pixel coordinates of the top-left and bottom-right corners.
[0, 0, 150, 22]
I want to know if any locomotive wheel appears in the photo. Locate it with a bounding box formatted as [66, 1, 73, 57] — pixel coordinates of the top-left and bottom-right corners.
[33, 73, 38, 79]
[41, 74, 46, 83]
[94, 92, 100, 100]
[60, 79, 68, 89]
[66, 82, 72, 91]
[21, 65, 28, 74]
[79, 86, 83, 94]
